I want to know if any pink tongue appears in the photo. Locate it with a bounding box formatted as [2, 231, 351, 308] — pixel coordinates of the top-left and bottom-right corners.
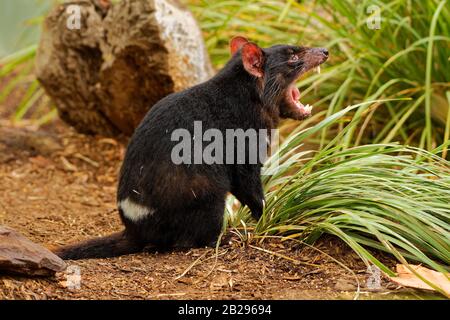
[291, 86, 300, 102]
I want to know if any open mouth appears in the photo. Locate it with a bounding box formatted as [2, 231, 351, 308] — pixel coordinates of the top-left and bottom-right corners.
[287, 66, 321, 116]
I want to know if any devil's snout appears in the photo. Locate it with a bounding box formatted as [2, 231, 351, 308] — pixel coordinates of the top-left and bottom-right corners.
[319, 48, 329, 58]
[303, 47, 329, 68]
[312, 47, 329, 63]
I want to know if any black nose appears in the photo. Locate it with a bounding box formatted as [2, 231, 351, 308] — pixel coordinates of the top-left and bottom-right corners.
[320, 48, 329, 57]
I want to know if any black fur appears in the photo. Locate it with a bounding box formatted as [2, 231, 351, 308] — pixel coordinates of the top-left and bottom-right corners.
[54, 231, 143, 260]
[55, 39, 328, 260]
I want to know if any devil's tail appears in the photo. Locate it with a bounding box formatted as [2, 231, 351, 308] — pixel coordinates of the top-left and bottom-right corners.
[53, 231, 144, 260]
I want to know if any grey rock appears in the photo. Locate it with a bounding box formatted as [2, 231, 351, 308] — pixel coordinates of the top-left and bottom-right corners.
[36, 0, 214, 136]
[0, 226, 66, 276]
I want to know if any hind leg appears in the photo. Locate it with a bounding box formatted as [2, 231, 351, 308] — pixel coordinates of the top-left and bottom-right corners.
[176, 198, 225, 248]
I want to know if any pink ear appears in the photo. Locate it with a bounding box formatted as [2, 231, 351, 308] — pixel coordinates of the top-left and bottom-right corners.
[241, 42, 264, 77]
[230, 36, 249, 55]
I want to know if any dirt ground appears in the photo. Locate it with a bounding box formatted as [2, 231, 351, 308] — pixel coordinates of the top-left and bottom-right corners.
[0, 104, 415, 300]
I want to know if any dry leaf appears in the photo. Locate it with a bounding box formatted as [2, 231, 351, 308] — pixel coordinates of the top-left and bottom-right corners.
[389, 264, 450, 297]
[60, 156, 77, 171]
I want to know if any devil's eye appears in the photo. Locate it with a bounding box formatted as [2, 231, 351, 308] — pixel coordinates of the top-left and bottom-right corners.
[290, 54, 299, 62]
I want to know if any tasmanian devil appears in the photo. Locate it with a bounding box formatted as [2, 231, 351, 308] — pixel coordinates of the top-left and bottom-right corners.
[54, 36, 328, 259]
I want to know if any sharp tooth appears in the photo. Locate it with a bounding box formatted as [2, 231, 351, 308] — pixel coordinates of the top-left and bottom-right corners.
[317, 66, 321, 74]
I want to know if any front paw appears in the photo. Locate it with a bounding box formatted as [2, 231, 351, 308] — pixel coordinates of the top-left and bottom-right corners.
[250, 199, 264, 221]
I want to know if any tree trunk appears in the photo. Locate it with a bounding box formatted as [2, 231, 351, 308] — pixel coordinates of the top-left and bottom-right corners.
[36, 0, 214, 136]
